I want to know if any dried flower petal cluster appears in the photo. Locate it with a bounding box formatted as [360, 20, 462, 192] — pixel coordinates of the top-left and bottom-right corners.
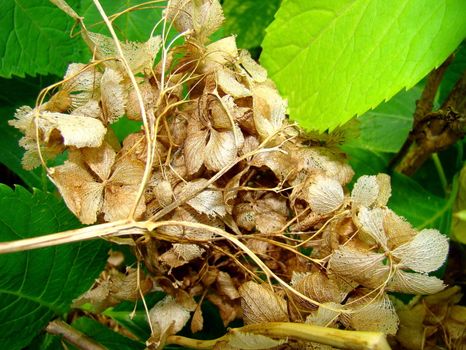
[10, 0, 451, 348]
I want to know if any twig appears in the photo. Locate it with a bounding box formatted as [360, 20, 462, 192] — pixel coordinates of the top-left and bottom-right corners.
[392, 66, 466, 176]
[46, 319, 106, 350]
[390, 56, 454, 172]
[166, 322, 391, 350]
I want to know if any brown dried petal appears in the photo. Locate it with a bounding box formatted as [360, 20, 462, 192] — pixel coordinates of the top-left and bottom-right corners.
[328, 246, 388, 288]
[88, 32, 161, 73]
[238, 50, 267, 83]
[392, 229, 448, 273]
[71, 99, 101, 119]
[101, 68, 125, 123]
[149, 296, 191, 340]
[204, 36, 238, 71]
[294, 272, 348, 305]
[293, 146, 354, 186]
[167, 0, 224, 39]
[239, 281, 288, 324]
[306, 177, 344, 214]
[216, 68, 251, 98]
[81, 143, 116, 181]
[234, 203, 256, 231]
[103, 184, 146, 222]
[251, 150, 294, 181]
[305, 302, 342, 327]
[217, 271, 240, 300]
[357, 207, 388, 250]
[204, 129, 237, 172]
[184, 129, 207, 174]
[383, 209, 417, 249]
[40, 112, 106, 148]
[351, 175, 379, 208]
[375, 173, 391, 207]
[109, 157, 145, 186]
[387, 270, 446, 295]
[252, 84, 286, 140]
[160, 243, 205, 268]
[191, 304, 204, 333]
[51, 161, 104, 224]
[344, 295, 399, 335]
[63, 63, 102, 108]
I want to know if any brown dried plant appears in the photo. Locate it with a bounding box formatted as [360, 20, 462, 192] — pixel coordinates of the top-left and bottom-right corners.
[2, 1, 457, 349]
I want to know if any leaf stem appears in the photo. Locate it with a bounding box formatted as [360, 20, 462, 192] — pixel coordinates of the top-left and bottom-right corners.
[432, 153, 448, 194]
[166, 322, 391, 350]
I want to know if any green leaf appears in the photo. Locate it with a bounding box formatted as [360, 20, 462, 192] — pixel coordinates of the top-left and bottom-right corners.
[72, 317, 145, 350]
[0, 185, 109, 349]
[80, 0, 168, 41]
[437, 40, 466, 106]
[348, 86, 421, 153]
[111, 116, 143, 142]
[0, 0, 83, 78]
[388, 172, 455, 233]
[222, 0, 281, 49]
[261, 0, 466, 132]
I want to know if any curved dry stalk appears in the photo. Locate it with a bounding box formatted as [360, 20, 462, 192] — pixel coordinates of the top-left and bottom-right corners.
[92, 0, 154, 220]
[166, 322, 391, 350]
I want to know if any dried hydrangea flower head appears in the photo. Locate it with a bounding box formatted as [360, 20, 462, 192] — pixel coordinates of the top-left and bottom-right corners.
[9, 0, 451, 346]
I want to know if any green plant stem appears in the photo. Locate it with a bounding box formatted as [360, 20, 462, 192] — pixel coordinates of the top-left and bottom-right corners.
[432, 153, 448, 194]
[166, 322, 391, 350]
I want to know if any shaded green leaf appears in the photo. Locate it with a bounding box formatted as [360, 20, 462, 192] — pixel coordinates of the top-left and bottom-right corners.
[0, 185, 108, 349]
[437, 40, 466, 106]
[348, 86, 421, 153]
[223, 0, 281, 49]
[261, 0, 466, 132]
[340, 144, 390, 181]
[72, 317, 144, 350]
[389, 172, 455, 233]
[0, 0, 82, 78]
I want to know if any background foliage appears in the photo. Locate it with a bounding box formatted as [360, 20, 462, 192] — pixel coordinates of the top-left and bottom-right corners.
[0, 0, 464, 348]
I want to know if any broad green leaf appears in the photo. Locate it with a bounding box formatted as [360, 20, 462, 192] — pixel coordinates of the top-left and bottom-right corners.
[222, 0, 281, 49]
[389, 172, 455, 233]
[261, 0, 466, 132]
[72, 317, 144, 350]
[80, 0, 168, 41]
[0, 0, 82, 78]
[347, 86, 421, 153]
[0, 185, 108, 349]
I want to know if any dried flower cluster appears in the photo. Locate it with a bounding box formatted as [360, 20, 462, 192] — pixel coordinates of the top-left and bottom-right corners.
[10, 0, 452, 348]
